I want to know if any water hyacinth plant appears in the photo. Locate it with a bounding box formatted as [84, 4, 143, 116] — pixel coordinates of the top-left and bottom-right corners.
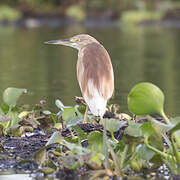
[128, 82, 180, 174]
[0, 87, 27, 135]
[0, 83, 180, 178]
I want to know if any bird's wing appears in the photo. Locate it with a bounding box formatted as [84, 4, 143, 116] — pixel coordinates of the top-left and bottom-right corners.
[77, 43, 114, 116]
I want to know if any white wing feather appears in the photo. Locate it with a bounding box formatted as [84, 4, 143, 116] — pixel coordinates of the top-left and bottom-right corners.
[83, 79, 107, 117]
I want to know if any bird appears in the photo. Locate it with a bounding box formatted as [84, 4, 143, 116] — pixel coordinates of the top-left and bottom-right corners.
[45, 34, 114, 123]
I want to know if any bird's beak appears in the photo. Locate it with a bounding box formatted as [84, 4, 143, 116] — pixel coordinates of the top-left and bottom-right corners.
[44, 38, 80, 50]
[44, 39, 70, 45]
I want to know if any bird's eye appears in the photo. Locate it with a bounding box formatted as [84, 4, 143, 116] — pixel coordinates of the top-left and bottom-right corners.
[70, 38, 80, 43]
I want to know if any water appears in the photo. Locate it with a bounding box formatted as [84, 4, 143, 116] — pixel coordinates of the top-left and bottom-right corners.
[0, 25, 180, 116]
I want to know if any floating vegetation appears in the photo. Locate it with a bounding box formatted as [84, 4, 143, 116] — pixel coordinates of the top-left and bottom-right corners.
[121, 10, 163, 25]
[0, 5, 22, 21]
[0, 83, 180, 179]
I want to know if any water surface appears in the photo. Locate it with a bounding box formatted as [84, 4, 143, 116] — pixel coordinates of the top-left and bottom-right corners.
[0, 25, 180, 116]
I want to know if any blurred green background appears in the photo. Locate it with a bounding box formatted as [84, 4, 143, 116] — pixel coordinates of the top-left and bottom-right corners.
[0, 0, 180, 23]
[0, 0, 180, 116]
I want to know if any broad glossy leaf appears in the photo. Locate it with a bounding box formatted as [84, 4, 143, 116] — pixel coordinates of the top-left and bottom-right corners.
[169, 123, 180, 134]
[148, 116, 172, 134]
[54, 123, 62, 129]
[103, 118, 126, 133]
[62, 107, 83, 128]
[59, 155, 84, 169]
[34, 146, 47, 165]
[88, 152, 104, 169]
[136, 144, 155, 161]
[62, 107, 76, 121]
[18, 111, 31, 118]
[1, 104, 9, 114]
[43, 110, 52, 115]
[62, 140, 89, 155]
[130, 160, 143, 172]
[55, 99, 65, 110]
[128, 82, 164, 116]
[77, 105, 86, 114]
[169, 117, 180, 138]
[46, 131, 63, 146]
[72, 125, 87, 141]
[67, 117, 83, 128]
[125, 121, 142, 137]
[140, 122, 156, 137]
[88, 131, 103, 153]
[170, 117, 180, 125]
[3, 87, 27, 107]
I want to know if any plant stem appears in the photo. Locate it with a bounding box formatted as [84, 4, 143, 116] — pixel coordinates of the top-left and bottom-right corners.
[69, 129, 76, 139]
[107, 140, 122, 177]
[171, 134, 180, 166]
[5, 106, 12, 129]
[160, 110, 180, 148]
[160, 110, 170, 125]
[120, 144, 128, 169]
[102, 117, 110, 169]
[110, 132, 119, 143]
[144, 136, 175, 162]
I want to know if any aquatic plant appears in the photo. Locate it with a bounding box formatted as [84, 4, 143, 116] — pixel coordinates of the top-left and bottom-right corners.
[128, 82, 180, 174]
[0, 83, 180, 178]
[0, 87, 27, 135]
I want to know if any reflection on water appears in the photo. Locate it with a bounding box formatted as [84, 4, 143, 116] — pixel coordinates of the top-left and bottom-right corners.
[0, 174, 32, 180]
[0, 25, 180, 116]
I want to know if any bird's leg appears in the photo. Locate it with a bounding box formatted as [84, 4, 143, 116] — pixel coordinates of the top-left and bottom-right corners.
[83, 105, 88, 123]
[99, 116, 103, 124]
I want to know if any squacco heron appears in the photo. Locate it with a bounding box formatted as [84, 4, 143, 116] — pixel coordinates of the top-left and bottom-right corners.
[45, 34, 114, 123]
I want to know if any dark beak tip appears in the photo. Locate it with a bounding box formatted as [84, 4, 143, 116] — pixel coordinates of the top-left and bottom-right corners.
[44, 39, 70, 45]
[44, 41, 54, 44]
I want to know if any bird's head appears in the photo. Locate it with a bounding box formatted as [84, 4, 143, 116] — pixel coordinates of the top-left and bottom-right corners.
[45, 34, 99, 51]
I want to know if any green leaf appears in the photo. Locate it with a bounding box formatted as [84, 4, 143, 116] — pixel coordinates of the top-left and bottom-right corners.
[46, 131, 63, 146]
[169, 117, 180, 138]
[3, 87, 27, 107]
[62, 107, 76, 121]
[77, 105, 86, 114]
[72, 125, 87, 141]
[103, 118, 126, 133]
[136, 144, 155, 161]
[18, 111, 31, 118]
[128, 82, 164, 116]
[140, 122, 156, 137]
[0, 108, 4, 115]
[88, 131, 103, 153]
[62, 140, 89, 155]
[169, 123, 180, 134]
[1, 104, 9, 113]
[62, 107, 83, 128]
[43, 110, 52, 115]
[55, 99, 65, 110]
[170, 117, 180, 125]
[11, 115, 21, 128]
[34, 146, 47, 165]
[39, 167, 55, 174]
[148, 116, 172, 134]
[59, 155, 84, 169]
[88, 152, 104, 169]
[125, 121, 142, 137]
[66, 116, 83, 128]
